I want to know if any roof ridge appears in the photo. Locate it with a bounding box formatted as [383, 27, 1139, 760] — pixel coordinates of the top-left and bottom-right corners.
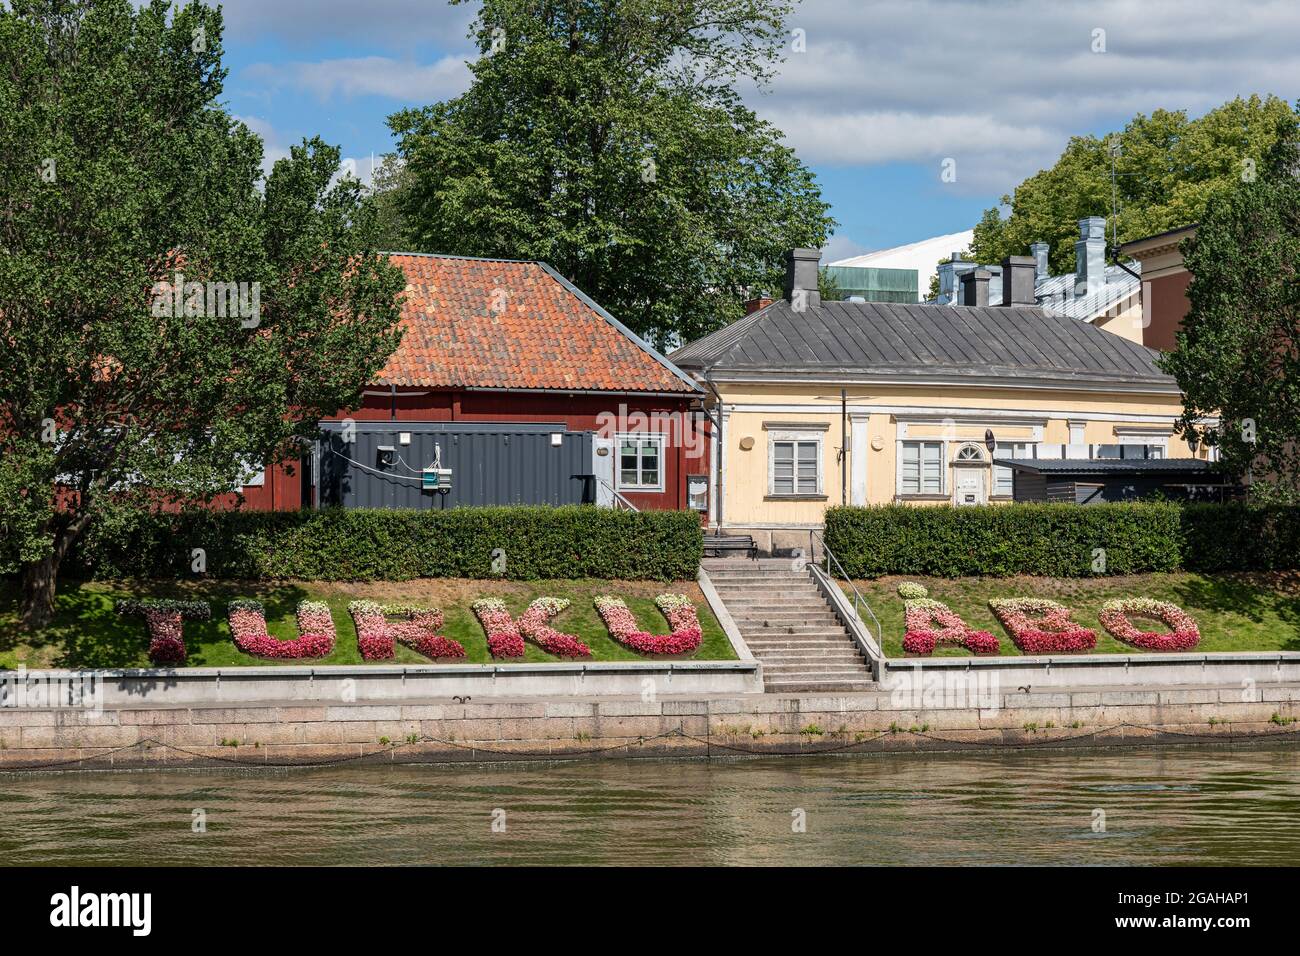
[383, 251, 539, 264]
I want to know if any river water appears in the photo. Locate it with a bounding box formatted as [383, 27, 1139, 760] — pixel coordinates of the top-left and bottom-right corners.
[1, 745, 1297, 866]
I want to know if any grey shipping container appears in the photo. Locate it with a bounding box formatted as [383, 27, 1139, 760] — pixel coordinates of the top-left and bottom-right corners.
[315, 421, 595, 509]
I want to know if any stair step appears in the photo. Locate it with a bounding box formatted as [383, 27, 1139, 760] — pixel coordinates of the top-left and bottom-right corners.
[759, 650, 868, 658]
[745, 638, 856, 647]
[763, 680, 876, 693]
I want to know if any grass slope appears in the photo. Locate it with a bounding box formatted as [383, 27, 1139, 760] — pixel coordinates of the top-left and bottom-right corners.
[846, 573, 1300, 658]
[0, 578, 735, 669]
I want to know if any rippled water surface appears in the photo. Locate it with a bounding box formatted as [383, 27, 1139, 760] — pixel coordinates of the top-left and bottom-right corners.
[2, 746, 1298, 865]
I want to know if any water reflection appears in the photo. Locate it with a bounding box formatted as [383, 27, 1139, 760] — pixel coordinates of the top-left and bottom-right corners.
[0, 745, 1297, 866]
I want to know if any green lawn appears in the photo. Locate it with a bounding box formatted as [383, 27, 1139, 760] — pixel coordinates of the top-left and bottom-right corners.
[0, 578, 736, 669]
[843, 573, 1300, 658]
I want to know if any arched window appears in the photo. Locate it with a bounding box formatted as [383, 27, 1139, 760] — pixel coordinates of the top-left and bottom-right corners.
[954, 443, 984, 463]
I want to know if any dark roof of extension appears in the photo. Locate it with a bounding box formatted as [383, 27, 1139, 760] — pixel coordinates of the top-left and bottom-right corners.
[992, 458, 1223, 477]
[668, 299, 1176, 390]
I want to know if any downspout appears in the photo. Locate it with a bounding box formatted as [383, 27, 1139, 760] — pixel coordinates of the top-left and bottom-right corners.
[390, 384, 397, 422]
[1108, 244, 1142, 283]
[703, 369, 725, 531]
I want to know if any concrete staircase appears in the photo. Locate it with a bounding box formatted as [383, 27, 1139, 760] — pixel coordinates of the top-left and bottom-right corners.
[704, 559, 874, 693]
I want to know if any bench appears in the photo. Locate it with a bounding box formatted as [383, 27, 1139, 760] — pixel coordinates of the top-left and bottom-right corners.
[703, 534, 758, 559]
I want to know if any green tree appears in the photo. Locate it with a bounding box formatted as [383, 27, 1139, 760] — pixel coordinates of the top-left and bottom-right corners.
[367, 152, 416, 252]
[1160, 131, 1300, 502]
[0, 0, 406, 629]
[970, 96, 1299, 272]
[388, 0, 834, 346]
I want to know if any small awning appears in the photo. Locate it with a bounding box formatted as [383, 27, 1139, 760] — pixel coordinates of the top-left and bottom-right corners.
[991, 457, 1230, 480]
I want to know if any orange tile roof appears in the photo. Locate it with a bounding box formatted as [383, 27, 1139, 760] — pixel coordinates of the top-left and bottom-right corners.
[377, 254, 698, 394]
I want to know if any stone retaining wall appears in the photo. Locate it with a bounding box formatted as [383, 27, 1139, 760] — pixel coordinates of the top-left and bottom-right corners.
[2, 684, 1297, 770]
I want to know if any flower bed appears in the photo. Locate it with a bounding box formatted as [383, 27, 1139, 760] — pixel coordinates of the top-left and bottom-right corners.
[347, 600, 466, 661]
[594, 594, 702, 656]
[1099, 598, 1201, 651]
[115, 599, 210, 666]
[902, 598, 1000, 656]
[517, 598, 592, 657]
[227, 599, 335, 659]
[470, 599, 527, 659]
[988, 598, 1097, 653]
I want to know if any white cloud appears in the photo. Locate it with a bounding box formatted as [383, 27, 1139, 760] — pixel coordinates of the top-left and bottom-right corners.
[234, 114, 379, 188]
[752, 0, 1300, 194]
[244, 55, 471, 103]
[821, 233, 869, 261]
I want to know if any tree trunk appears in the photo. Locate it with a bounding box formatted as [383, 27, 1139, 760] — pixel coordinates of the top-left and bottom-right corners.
[17, 514, 91, 632]
[19, 552, 61, 631]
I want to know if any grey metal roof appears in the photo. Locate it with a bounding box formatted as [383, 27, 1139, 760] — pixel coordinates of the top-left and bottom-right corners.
[669, 298, 1174, 387]
[992, 458, 1221, 477]
[1035, 263, 1141, 322]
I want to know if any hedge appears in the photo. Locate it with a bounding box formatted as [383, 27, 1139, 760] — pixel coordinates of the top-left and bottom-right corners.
[69, 506, 704, 582]
[822, 502, 1300, 578]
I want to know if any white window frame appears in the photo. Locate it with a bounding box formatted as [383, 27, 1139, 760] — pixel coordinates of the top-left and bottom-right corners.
[615, 433, 665, 492]
[767, 430, 823, 497]
[897, 440, 946, 496]
[993, 441, 1037, 497]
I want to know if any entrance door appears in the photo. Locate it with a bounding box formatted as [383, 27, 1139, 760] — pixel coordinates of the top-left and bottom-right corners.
[593, 436, 615, 507]
[954, 468, 986, 506]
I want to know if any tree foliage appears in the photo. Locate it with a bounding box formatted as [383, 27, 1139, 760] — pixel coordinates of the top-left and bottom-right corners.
[1160, 134, 1300, 502]
[970, 96, 1299, 273]
[385, 0, 834, 346]
[0, 0, 406, 627]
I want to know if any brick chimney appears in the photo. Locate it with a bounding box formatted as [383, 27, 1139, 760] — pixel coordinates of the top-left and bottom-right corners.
[999, 256, 1037, 306]
[783, 248, 822, 311]
[1029, 241, 1050, 283]
[1075, 217, 1107, 297]
[959, 268, 991, 307]
[744, 296, 774, 315]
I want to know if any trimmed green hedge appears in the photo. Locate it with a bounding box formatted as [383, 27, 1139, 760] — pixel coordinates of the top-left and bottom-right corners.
[823, 502, 1300, 578]
[1179, 504, 1300, 573]
[71, 506, 704, 582]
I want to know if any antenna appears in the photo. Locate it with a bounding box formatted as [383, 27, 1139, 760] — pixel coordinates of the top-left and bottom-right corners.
[1108, 133, 1122, 254]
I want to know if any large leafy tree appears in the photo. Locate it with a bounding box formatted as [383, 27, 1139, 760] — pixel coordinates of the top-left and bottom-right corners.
[971, 96, 1299, 272]
[386, 0, 834, 346]
[0, 0, 406, 629]
[1160, 131, 1300, 502]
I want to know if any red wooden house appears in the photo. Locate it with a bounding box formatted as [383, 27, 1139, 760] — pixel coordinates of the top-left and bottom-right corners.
[234, 254, 708, 513]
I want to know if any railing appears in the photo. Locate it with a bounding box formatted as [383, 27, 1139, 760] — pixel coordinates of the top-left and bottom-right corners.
[593, 475, 640, 512]
[809, 529, 883, 651]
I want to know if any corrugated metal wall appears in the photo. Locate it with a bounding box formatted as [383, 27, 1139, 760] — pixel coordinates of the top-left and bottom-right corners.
[316, 422, 594, 509]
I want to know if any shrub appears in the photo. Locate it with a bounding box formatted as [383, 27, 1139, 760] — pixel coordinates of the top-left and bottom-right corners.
[822, 502, 1300, 578]
[71, 505, 702, 582]
[1178, 503, 1300, 572]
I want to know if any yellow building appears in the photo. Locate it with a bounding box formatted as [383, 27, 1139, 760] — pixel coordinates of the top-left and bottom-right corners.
[670, 248, 1207, 554]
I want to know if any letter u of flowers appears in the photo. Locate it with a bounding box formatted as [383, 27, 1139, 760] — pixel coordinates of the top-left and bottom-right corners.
[348, 601, 466, 661]
[116, 599, 210, 666]
[227, 599, 335, 659]
[594, 594, 702, 656]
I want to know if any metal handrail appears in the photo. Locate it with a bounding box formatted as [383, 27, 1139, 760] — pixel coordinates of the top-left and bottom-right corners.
[593, 475, 640, 512]
[809, 529, 883, 648]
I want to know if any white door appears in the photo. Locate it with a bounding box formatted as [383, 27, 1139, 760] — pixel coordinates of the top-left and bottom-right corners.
[954, 468, 986, 506]
[593, 436, 615, 507]
[850, 419, 868, 505]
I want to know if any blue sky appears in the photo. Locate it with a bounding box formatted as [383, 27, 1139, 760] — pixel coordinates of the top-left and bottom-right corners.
[210, 0, 1300, 260]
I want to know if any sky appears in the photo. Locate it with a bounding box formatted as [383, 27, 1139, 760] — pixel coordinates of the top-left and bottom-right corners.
[205, 0, 1300, 259]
